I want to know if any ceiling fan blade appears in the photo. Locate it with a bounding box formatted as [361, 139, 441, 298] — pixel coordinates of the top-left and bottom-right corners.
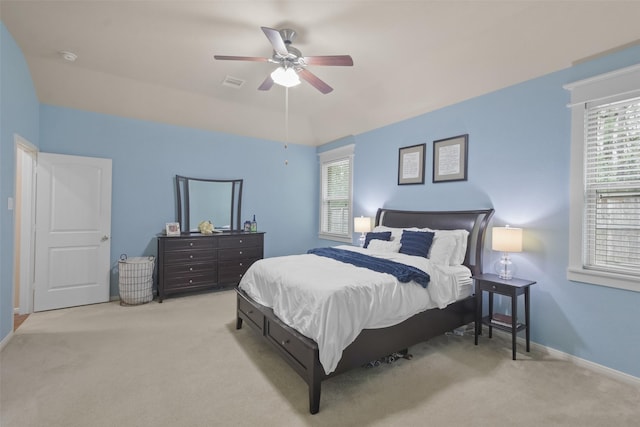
[261, 27, 289, 57]
[298, 69, 333, 94]
[214, 55, 270, 62]
[302, 55, 354, 66]
[258, 75, 274, 91]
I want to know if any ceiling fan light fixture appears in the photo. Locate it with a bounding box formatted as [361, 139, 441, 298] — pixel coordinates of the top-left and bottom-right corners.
[271, 67, 300, 88]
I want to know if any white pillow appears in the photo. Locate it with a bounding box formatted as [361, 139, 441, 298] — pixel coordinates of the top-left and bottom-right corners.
[427, 234, 458, 265]
[427, 229, 469, 265]
[367, 239, 402, 253]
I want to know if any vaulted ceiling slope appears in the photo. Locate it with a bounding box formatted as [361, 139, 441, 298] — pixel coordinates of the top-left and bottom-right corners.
[2, 1, 640, 146]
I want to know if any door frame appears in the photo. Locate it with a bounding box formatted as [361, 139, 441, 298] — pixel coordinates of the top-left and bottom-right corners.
[14, 134, 38, 315]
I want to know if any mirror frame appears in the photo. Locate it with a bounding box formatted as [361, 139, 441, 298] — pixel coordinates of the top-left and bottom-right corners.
[176, 175, 243, 233]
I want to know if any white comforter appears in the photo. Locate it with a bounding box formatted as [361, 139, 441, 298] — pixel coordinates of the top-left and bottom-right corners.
[238, 245, 471, 374]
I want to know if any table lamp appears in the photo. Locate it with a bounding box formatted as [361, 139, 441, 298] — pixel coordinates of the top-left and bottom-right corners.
[492, 225, 523, 280]
[354, 216, 372, 247]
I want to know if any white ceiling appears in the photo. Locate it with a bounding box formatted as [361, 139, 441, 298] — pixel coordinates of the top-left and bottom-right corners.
[2, 1, 640, 146]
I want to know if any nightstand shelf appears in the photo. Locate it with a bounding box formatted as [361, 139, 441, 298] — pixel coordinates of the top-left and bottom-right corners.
[473, 273, 536, 360]
[480, 316, 526, 333]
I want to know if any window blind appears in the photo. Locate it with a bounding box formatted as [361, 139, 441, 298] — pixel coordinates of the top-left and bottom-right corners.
[584, 96, 640, 276]
[321, 157, 351, 236]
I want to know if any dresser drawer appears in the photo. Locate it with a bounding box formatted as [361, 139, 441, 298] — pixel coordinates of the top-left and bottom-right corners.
[163, 250, 217, 264]
[218, 246, 261, 261]
[163, 237, 216, 251]
[219, 258, 258, 283]
[165, 262, 216, 279]
[218, 234, 262, 249]
[164, 271, 215, 289]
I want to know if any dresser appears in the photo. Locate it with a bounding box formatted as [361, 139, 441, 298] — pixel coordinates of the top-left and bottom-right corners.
[157, 232, 264, 302]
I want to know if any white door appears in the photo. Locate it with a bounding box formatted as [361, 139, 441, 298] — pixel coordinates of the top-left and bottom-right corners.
[34, 153, 112, 311]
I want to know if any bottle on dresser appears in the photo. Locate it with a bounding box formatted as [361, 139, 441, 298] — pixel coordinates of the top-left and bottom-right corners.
[250, 215, 257, 232]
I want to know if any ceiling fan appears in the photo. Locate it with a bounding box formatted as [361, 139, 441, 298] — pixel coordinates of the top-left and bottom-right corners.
[214, 27, 353, 94]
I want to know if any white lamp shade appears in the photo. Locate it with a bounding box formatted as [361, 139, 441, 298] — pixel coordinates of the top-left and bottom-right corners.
[354, 216, 372, 233]
[492, 226, 523, 252]
[271, 67, 301, 88]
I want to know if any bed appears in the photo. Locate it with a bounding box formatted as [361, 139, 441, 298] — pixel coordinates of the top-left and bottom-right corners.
[235, 207, 494, 414]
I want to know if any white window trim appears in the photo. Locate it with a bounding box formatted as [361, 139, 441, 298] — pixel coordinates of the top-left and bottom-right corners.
[564, 63, 640, 292]
[318, 144, 355, 243]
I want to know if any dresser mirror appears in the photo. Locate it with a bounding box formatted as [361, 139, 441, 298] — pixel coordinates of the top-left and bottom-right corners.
[176, 175, 243, 232]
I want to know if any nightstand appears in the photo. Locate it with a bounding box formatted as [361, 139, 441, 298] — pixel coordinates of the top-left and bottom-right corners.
[473, 273, 536, 360]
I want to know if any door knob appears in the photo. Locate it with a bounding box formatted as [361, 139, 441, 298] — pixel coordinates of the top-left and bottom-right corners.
[101, 235, 109, 242]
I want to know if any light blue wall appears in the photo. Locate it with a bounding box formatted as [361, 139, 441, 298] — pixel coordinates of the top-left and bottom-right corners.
[328, 45, 640, 378]
[0, 23, 40, 342]
[2, 17, 640, 381]
[39, 105, 319, 296]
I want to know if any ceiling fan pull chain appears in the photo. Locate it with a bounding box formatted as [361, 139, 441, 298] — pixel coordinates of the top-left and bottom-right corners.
[284, 87, 289, 165]
[285, 87, 289, 149]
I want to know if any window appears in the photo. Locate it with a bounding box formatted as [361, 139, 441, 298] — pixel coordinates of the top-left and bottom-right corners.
[565, 64, 640, 292]
[319, 144, 354, 243]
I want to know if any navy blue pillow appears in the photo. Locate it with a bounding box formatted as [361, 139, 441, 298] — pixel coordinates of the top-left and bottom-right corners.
[400, 230, 435, 257]
[364, 231, 392, 248]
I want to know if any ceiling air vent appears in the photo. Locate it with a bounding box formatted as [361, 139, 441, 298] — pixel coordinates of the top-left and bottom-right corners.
[222, 75, 245, 88]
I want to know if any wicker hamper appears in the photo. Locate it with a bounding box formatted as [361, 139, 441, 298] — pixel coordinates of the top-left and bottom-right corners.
[118, 255, 155, 305]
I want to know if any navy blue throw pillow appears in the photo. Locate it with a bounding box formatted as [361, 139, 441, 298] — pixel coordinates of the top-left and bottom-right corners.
[364, 231, 392, 248]
[400, 230, 435, 257]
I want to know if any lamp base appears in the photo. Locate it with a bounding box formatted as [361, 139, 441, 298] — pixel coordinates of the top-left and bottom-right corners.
[359, 233, 366, 248]
[494, 253, 516, 280]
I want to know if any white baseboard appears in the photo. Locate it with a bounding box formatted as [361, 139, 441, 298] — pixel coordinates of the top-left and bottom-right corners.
[0, 330, 14, 353]
[492, 329, 640, 387]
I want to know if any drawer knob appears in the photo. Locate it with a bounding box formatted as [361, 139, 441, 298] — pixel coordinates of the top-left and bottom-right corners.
[239, 239, 243, 243]
[281, 339, 290, 346]
[189, 279, 193, 284]
[189, 255, 193, 259]
[190, 242, 194, 247]
[248, 310, 253, 314]
[239, 251, 243, 255]
[492, 285, 497, 290]
[189, 267, 193, 271]
[239, 262, 243, 266]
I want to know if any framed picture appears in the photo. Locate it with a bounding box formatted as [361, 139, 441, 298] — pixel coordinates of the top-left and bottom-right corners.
[433, 134, 468, 183]
[398, 143, 426, 185]
[165, 222, 181, 236]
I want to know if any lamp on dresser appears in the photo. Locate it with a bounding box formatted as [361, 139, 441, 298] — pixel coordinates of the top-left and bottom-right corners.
[354, 216, 372, 247]
[492, 225, 523, 280]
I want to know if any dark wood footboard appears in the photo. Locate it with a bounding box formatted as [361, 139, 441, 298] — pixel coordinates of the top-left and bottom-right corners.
[236, 287, 475, 414]
[237, 288, 323, 413]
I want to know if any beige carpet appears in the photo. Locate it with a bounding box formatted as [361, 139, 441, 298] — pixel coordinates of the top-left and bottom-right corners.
[1, 289, 639, 427]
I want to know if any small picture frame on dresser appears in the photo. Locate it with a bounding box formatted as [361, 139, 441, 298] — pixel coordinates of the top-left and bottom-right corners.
[165, 222, 180, 236]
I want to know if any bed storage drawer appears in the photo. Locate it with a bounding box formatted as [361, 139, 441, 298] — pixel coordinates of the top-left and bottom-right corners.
[266, 318, 310, 370]
[238, 293, 264, 332]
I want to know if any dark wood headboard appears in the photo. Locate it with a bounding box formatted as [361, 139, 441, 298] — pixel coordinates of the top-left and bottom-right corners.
[374, 208, 495, 276]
